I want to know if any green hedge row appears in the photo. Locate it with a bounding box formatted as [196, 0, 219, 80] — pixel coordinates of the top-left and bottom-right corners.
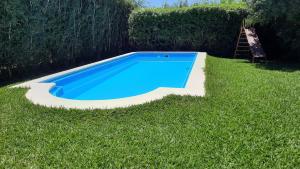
[0, 0, 133, 80]
[128, 4, 248, 56]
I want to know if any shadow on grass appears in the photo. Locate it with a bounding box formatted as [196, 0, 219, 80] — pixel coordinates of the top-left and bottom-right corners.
[0, 67, 69, 88]
[1, 77, 29, 88]
[254, 61, 300, 72]
[0, 53, 124, 88]
[227, 56, 300, 73]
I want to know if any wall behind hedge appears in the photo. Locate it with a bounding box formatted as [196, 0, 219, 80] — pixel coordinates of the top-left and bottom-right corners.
[0, 0, 133, 81]
[128, 4, 247, 56]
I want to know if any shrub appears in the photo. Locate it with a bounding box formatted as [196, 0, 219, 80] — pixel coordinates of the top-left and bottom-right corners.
[0, 0, 134, 80]
[128, 4, 248, 56]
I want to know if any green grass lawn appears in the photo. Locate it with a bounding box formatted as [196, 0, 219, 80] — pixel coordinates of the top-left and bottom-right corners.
[1, 56, 299, 168]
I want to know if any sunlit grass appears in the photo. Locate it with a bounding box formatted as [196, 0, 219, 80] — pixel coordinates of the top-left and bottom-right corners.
[1, 56, 299, 168]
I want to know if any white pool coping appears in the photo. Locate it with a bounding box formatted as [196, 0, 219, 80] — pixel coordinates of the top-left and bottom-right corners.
[13, 52, 206, 109]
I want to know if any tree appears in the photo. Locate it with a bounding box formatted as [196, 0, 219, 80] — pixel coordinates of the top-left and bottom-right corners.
[129, 0, 145, 8]
[162, 0, 171, 8]
[174, 0, 189, 7]
[247, 0, 300, 60]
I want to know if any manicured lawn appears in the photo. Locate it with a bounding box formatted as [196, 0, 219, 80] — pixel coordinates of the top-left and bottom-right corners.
[1, 56, 299, 168]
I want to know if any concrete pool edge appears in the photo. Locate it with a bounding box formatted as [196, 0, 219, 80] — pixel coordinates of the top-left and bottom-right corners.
[13, 52, 206, 110]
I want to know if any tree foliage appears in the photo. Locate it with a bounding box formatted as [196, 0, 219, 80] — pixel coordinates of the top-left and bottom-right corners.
[247, 0, 300, 60]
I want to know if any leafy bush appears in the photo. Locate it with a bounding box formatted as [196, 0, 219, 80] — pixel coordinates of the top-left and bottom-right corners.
[0, 0, 134, 80]
[246, 0, 300, 61]
[128, 4, 247, 56]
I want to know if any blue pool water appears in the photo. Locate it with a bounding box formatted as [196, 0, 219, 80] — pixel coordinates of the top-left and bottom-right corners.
[44, 52, 197, 100]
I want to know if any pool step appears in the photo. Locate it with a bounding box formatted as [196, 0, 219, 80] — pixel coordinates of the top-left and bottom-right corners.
[50, 86, 64, 97]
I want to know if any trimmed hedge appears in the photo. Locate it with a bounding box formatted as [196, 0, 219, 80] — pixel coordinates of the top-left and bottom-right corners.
[128, 4, 248, 56]
[0, 0, 134, 81]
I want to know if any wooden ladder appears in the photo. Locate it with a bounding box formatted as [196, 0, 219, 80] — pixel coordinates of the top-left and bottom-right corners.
[234, 21, 266, 62]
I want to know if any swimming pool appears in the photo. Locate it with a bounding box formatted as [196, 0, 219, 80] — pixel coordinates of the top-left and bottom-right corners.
[14, 52, 206, 109]
[46, 52, 196, 100]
